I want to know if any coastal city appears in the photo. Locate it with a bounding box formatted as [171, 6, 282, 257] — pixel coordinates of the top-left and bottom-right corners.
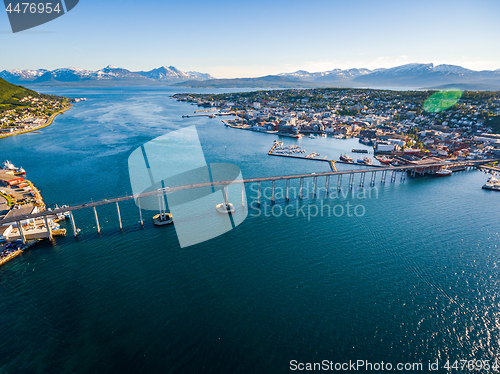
[175, 88, 500, 163]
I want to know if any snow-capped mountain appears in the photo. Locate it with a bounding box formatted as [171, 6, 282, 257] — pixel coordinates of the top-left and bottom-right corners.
[0, 68, 48, 81]
[352, 63, 500, 88]
[137, 66, 213, 81]
[0, 65, 214, 85]
[279, 68, 372, 82]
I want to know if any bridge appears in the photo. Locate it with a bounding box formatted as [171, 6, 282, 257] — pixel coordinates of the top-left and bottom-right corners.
[2, 158, 498, 242]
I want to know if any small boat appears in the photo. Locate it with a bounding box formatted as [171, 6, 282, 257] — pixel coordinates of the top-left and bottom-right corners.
[153, 213, 173, 225]
[352, 149, 368, 153]
[340, 154, 353, 163]
[216, 203, 235, 214]
[357, 157, 373, 165]
[377, 156, 392, 164]
[436, 167, 452, 176]
[309, 134, 316, 139]
[321, 133, 327, 138]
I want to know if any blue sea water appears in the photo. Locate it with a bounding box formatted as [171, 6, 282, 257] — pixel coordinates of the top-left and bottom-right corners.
[0, 86, 499, 374]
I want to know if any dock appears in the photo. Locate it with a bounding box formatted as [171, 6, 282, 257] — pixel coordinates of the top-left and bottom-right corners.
[0, 249, 22, 267]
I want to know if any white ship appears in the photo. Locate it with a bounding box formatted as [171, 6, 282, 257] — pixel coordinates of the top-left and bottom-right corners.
[436, 167, 452, 176]
[482, 175, 500, 191]
[3, 160, 17, 170]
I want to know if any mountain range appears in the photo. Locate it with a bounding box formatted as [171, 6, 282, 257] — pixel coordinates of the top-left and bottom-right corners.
[0, 65, 214, 86]
[176, 63, 500, 90]
[1, 63, 500, 90]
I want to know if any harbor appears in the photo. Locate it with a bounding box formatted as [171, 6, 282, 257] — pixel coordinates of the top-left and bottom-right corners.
[0, 160, 65, 267]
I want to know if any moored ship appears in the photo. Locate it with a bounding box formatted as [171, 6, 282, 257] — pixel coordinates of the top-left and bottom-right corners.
[436, 167, 452, 176]
[482, 175, 500, 191]
[339, 154, 353, 163]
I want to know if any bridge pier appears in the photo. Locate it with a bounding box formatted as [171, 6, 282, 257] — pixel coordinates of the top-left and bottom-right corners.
[286, 179, 290, 201]
[370, 171, 376, 186]
[223, 186, 229, 204]
[359, 172, 366, 187]
[271, 180, 276, 203]
[337, 174, 342, 190]
[116, 202, 123, 230]
[44, 215, 52, 240]
[401, 171, 406, 181]
[256, 182, 261, 206]
[137, 197, 144, 226]
[381, 170, 387, 184]
[242, 183, 245, 206]
[69, 211, 78, 237]
[348, 172, 354, 189]
[16, 221, 26, 244]
[93, 206, 101, 234]
[312, 176, 317, 197]
[391, 170, 396, 182]
[299, 177, 304, 199]
[325, 175, 330, 196]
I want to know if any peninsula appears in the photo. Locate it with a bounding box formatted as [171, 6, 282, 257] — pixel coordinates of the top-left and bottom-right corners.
[0, 78, 73, 138]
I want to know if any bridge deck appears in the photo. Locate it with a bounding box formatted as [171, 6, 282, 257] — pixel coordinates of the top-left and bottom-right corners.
[0, 159, 497, 224]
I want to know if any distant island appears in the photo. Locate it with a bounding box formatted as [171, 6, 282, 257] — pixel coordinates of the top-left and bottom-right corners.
[2, 63, 500, 90]
[0, 78, 72, 138]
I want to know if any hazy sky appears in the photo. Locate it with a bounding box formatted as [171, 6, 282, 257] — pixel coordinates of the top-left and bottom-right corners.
[1, 0, 499, 77]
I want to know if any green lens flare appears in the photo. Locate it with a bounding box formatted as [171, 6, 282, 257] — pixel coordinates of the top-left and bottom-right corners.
[423, 90, 462, 113]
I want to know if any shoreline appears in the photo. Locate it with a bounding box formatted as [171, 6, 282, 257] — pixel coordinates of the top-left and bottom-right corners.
[0, 105, 72, 140]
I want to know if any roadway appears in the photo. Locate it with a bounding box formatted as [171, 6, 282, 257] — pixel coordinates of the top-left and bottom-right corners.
[0, 158, 497, 225]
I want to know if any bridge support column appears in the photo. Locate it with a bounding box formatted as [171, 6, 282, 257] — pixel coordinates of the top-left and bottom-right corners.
[116, 202, 123, 230]
[381, 170, 386, 184]
[286, 179, 290, 201]
[360, 172, 365, 187]
[325, 175, 330, 196]
[312, 176, 317, 197]
[44, 215, 52, 240]
[391, 171, 396, 182]
[370, 171, 376, 186]
[241, 183, 245, 206]
[223, 186, 229, 204]
[69, 211, 78, 237]
[348, 173, 354, 189]
[401, 171, 406, 181]
[299, 178, 304, 199]
[93, 206, 101, 234]
[16, 221, 26, 244]
[337, 174, 342, 190]
[271, 180, 275, 203]
[256, 182, 261, 206]
[137, 198, 144, 226]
